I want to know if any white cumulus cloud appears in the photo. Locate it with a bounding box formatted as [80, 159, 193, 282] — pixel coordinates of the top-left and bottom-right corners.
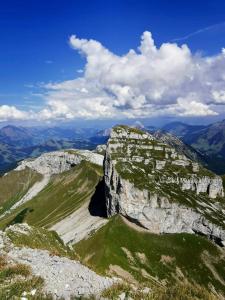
[0, 105, 33, 122]
[40, 31, 225, 120]
[2, 31, 225, 122]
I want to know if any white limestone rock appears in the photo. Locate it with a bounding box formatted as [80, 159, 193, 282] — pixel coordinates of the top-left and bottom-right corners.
[192, 163, 200, 172]
[8, 247, 115, 299]
[155, 160, 166, 170]
[104, 125, 225, 245]
[0, 224, 115, 300]
[110, 126, 154, 140]
[180, 176, 224, 198]
[16, 150, 104, 175]
[95, 144, 107, 154]
[172, 159, 190, 167]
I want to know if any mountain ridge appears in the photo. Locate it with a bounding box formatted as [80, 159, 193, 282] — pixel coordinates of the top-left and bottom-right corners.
[0, 125, 224, 298]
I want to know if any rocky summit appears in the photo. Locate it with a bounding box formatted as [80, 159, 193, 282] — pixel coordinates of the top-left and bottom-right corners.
[104, 125, 225, 244]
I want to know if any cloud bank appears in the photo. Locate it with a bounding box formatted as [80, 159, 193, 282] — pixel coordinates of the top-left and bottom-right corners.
[0, 105, 33, 122]
[3, 31, 225, 121]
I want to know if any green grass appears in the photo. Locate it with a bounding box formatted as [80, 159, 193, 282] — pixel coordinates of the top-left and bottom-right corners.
[75, 216, 225, 296]
[5, 224, 76, 259]
[0, 160, 103, 229]
[0, 168, 42, 215]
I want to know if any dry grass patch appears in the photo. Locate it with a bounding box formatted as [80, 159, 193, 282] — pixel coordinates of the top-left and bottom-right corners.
[102, 281, 221, 300]
[0, 254, 47, 299]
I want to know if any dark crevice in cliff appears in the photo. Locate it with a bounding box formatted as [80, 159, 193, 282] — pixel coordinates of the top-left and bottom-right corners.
[88, 179, 107, 218]
[193, 229, 224, 247]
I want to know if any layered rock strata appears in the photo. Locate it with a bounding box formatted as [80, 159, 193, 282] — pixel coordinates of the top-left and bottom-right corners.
[104, 125, 225, 244]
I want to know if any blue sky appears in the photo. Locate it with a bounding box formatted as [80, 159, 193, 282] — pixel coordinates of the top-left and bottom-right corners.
[1, 0, 225, 126]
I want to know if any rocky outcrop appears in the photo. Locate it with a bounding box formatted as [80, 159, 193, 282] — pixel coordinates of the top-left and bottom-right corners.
[16, 150, 104, 175]
[0, 224, 116, 299]
[104, 125, 225, 244]
[8, 248, 115, 299]
[153, 130, 207, 166]
[95, 144, 107, 155]
[158, 175, 224, 199]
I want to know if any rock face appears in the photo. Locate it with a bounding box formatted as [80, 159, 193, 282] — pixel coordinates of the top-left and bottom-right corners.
[16, 149, 104, 175]
[95, 144, 107, 155]
[104, 125, 225, 244]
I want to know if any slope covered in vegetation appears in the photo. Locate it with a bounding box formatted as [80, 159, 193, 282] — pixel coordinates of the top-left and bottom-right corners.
[0, 168, 42, 215]
[75, 216, 225, 297]
[0, 160, 102, 229]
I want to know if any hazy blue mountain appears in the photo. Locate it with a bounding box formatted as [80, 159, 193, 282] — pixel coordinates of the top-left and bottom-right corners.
[162, 122, 207, 138]
[152, 130, 207, 167]
[0, 125, 99, 148]
[162, 120, 225, 174]
[0, 124, 100, 173]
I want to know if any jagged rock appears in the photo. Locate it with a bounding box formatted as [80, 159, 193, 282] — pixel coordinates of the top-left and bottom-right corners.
[172, 159, 190, 167]
[95, 144, 107, 154]
[155, 160, 166, 170]
[192, 163, 199, 172]
[180, 176, 224, 198]
[104, 125, 225, 244]
[16, 150, 104, 175]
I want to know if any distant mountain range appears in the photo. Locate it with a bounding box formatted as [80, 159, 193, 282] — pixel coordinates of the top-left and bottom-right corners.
[162, 122, 207, 138]
[1, 119, 225, 175]
[152, 130, 207, 166]
[0, 125, 98, 148]
[0, 125, 99, 173]
[162, 120, 225, 174]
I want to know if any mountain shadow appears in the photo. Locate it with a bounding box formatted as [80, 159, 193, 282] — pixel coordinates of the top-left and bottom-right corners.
[88, 179, 107, 218]
[6, 207, 33, 228]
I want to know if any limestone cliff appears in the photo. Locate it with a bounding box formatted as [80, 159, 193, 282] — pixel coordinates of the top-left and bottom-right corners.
[104, 125, 225, 244]
[16, 149, 103, 175]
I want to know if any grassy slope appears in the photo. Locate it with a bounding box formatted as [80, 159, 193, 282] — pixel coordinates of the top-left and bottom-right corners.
[0, 168, 42, 215]
[5, 224, 76, 259]
[75, 216, 225, 295]
[0, 160, 102, 229]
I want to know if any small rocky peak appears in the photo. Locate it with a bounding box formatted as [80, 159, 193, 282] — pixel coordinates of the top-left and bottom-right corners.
[110, 125, 155, 140]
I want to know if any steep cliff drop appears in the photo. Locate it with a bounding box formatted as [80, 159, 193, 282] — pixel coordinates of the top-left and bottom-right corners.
[104, 125, 225, 245]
